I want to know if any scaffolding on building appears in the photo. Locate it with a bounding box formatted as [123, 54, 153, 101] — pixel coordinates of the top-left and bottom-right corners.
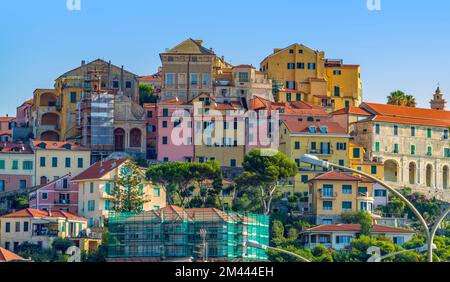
[107, 206, 269, 262]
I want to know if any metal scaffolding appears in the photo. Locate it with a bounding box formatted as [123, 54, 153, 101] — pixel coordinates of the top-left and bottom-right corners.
[107, 207, 269, 261]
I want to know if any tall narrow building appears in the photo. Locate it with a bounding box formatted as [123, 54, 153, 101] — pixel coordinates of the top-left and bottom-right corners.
[430, 86, 446, 110]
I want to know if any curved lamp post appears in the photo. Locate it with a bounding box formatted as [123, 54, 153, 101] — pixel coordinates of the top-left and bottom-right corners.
[245, 240, 311, 262]
[367, 244, 436, 262]
[300, 154, 450, 263]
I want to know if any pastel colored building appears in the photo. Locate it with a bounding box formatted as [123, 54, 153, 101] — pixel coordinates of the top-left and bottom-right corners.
[260, 43, 362, 111]
[143, 103, 158, 159]
[156, 99, 194, 162]
[15, 99, 33, 128]
[0, 208, 87, 251]
[0, 142, 34, 193]
[31, 140, 91, 186]
[352, 102, 450, 200]
[301, 224, 415, 250]
[0, 117, 16, 142]
[139, 69, 162, 94]
[72, 158, 167, 227]
[278, 120, 350, 195]
[29, 174, 79, 214]
[308, 171, 387, 225]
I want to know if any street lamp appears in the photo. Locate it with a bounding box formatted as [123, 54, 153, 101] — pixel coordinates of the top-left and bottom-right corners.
[367, 244, 436, 262]
[245, 240, 311, 262]
[300, 154, 450, 262]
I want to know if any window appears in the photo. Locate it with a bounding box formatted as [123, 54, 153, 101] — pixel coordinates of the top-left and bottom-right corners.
[286, 81, 295, 90]
[287, 63, 295, 69]
[191, 74, 198, 85]
[286, 92, 291, 102]
[162, 108, 169, 117]
[427, 128, 432, 138]
[427, 146, 432, 156]
[342, 185, 352, 194]
[322, 184, 334, 198]
[12, 160, 18, 170]
[445, 148, 450, 158]
[15, 222, 20, 232]
[375, 142, 380, 153]
[90, 183, 94, 193]
[394, 144, 399, 154]
[358, 187, 368, 194]
[393, 236, 405, 245]
[5, 222, 10, 233]
[24, 222, 29, 232]
[289, 49, 294, 54]
[296, 93, 301, 101]
[162, 121, 168, 128]
[165, 73, 174, 86]
[0, 159, 4, 169]
[342, 201, 352, 211]
[230, 159, 237, 167]
[202, 74, 210, 86]
[40, 157, 46, 167]
[153, 187, 160, 197]
[336, 236, 352, 244]
[336, 142, 347, 150]
[52, 157, 58, 168]
[297, 63, 305, 69]
[112, 80, 119, 89]
[5, 242, 10, 250]
[352, 148, 360, 159]
[105, 200, 111, 211]
[0, 180, 5, 192]
[374, 189, 387, 197]
[411, 145, 415, 155]
[294, 141, 300, 149]
[23, 161, 33, 170]
[105, 182, 111, 194]
[78, 158, 83, 168]
[125, 81, 132, 89]
[345, 100, 350, 108]
[334, 86, 340, 97]
[393, 125, 398, 136]
[298, 49, 303, 54]
[147, 111, 153, 118]
[375, 124, 380, 134]
[295, 159, 301, 168]
[301, 175, 308, 183]
[65, 158, 71, 168]
[333, 70, 342, 75]
[307, 63, 316, 70]
[445, 130, 449, 140]
[371, 166, 377, 174]
[411, 127, 416, 137]
[162, 136, 168, 145]
[88, 200, 95, 212]
[70, 92, 77, 103]
[322, 201, 333, 211]
[19, 180, 26, 189]
[338, 160, 345, 166]
[42, 192, 48, 200]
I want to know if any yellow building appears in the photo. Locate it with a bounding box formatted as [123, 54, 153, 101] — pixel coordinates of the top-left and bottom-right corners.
[192, 93, 246, 168]
[0, 208, 87, 250]
[279, 120, 350, 195]
[349, 142, 384, 180]
[31, 140, 91, 186]
[72, 158, 166, 227]
[308, 171, 376, 225]
[260, 43, 362, 111]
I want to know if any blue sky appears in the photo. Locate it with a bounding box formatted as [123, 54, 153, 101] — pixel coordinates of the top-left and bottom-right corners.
[1, 0, 450, 116]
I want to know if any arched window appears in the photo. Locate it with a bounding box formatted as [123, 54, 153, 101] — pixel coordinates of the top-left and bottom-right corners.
[130, 128, 142, 148]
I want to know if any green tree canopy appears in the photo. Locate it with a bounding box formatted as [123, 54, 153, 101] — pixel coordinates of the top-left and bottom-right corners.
[387, 90, 416, 107]
[139, 84, 157, 105]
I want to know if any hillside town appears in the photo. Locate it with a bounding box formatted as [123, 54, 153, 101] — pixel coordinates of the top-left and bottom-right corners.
[1, 38, 450, 262]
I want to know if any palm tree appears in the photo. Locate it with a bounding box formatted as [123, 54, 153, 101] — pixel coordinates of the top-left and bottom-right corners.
[387, 90, 416, 107]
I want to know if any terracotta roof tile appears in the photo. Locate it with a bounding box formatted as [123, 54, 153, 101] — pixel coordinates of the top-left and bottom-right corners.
[72, 159, 127, 181]
[372, 115, 450, 128]
[283, 121, 347, 135]
[0, 247, 25, 262]
[0, 117, 15, 122]
[31, 141, 89, 151]
[2, 208, 85, 221]
[331, 106, 371, 116]
[0, 142, 33, 154]
[362, 102, 450, 121]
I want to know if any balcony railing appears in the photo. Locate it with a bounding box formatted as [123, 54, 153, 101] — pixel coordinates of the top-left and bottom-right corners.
[320, 192, 338, 199]
[32, 230, 58, 237]
[307, 149, 333, 155]
[54, 199, 70, 205]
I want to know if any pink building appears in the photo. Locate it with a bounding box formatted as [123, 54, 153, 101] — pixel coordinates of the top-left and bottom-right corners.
[0, 117, 16, 142]
[144, 103, 158, 159]
[29, 175, 79, 215]
[15, 99, 33, 128]
[0, 142, 34, 193]
[156, 99, 194, 162]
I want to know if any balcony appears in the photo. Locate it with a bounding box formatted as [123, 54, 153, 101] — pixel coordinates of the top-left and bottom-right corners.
[320, 192, 338, 200]
[307, 149, 333, 156]
[357, 192, 374, 202]
[54, 199, 70, 205]
[39, 124, 60, 132]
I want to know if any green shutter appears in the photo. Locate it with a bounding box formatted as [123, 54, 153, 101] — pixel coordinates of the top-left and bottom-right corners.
[375, 142, 380, 153]
[0, 160, 5, 169]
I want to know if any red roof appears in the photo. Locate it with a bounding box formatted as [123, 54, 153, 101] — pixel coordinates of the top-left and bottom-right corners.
[31, 141, 89, 151]
[159, 99, 191, 106]
[362, 102, 450, 121]
[0, 117, 15, 122]
[2, 208, 85, 221]
[0, 131, 12, 136]
[372, 115, 450, 128]
[233, 64, 255, 69]
[139, 74, 162, 82]
[310, 171, 373, 182]
[283, 121, 347, 135]
[72, 159, 127, 181]
[331, 106, 371, 116]
[0, 247, 25, 262]
[306, 224, 414, 234]
[0, 142, 33, 154]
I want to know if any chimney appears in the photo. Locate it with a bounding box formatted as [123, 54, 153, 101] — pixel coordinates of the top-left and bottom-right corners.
[81, 60, 86, 66]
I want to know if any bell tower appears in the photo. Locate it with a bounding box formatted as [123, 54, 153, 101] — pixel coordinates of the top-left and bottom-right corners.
[430, 85, 446, 110]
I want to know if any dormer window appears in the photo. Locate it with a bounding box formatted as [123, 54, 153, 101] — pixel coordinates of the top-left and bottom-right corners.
[320, 126, 328, 133]
[38, 143, 47, 149]
[309, 126, 317, 133]
[63, 143, 72, 150]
